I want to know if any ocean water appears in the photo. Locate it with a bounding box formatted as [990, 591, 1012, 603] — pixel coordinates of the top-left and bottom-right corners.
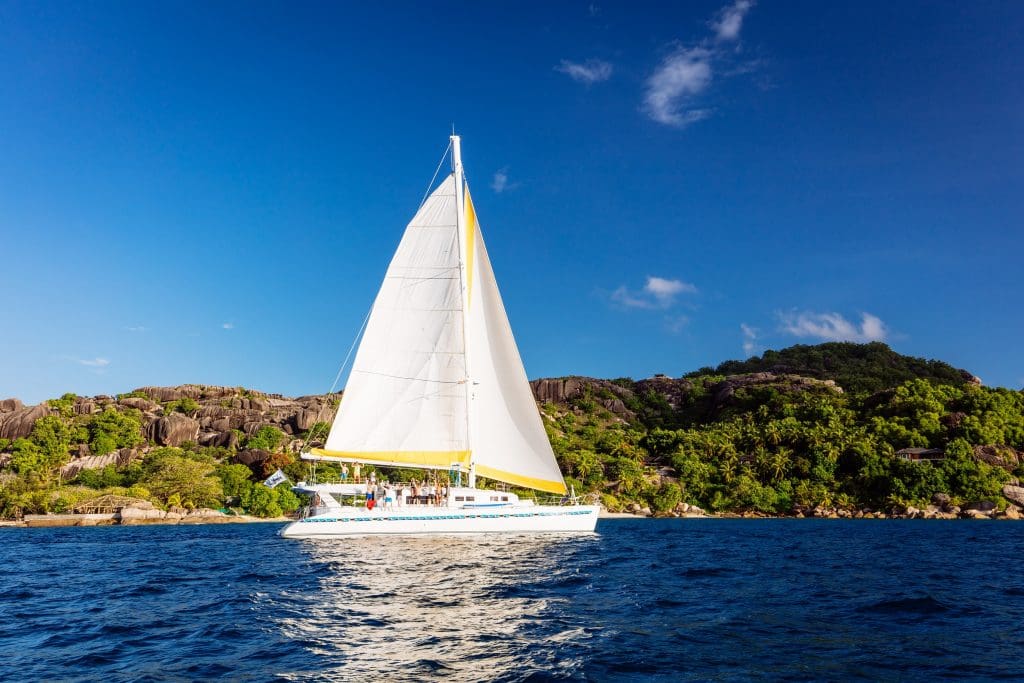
[2, 520, 1023, 682]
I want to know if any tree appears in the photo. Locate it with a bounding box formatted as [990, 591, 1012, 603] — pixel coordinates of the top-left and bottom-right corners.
[29, 416, 74, 471]
[89, 408, 144, 456]
[10, 438, 44, 476]
[242, 484, 283, 518]
[217, 463, 254, 499]
[246, 425, 285, 452]
[142, 454, 224, 507]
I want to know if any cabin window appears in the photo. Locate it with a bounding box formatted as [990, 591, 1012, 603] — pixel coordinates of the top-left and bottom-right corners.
[466, 496, 475, 501]
[501, 496, 509, 501]
[490, 496, 499, 501]
[455, 496, 464, 502]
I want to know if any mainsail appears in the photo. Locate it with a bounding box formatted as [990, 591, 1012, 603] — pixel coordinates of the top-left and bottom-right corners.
[313, 139, 566, 494]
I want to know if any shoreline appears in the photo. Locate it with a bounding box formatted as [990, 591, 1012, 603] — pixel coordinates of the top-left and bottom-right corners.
[6, 510, 1019, 527]
[0, 513, 291, 529]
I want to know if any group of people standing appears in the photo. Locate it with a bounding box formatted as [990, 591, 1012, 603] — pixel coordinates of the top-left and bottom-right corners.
[329, 462, 452, 510]
[363, 478, 448, 510]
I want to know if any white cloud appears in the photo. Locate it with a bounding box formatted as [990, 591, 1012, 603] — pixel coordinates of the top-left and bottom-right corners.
[643, 1, 758, 127]
[124, 325, 148, 333]
[222, 323, 234, 330]
[711, 0, 755, 42]
[646, 276, 697, 303]
[78, 357, 110, 368]
[643, 47, 713, 127]
[741, 323, 759, 356]
[556, 58, 613, 84]
[778, 311, 888, 343]
[611, 285, 653, 309]
[611, 276, 697, 309]
[492, 168, 509, 193]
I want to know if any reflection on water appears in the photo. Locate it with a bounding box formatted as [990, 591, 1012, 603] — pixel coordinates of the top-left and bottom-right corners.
[272, 535, 602, 680]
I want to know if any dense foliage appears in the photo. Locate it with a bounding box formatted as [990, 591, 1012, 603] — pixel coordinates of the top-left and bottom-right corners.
[548, 370, 1023, 514]
[687, 342, 971, 395]
[0, 343, 1021, 519]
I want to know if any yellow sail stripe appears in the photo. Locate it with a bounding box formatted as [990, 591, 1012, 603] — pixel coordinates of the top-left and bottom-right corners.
[464, 186, 477, 306]
[474, 463, 568, 495]
[309, 448, 471, 469]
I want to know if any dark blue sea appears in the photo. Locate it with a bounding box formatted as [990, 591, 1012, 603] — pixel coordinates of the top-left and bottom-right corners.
[2, 519, 1023, 681]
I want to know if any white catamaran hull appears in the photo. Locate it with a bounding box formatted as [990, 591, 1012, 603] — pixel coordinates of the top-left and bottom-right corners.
[280, 505, 599, 538]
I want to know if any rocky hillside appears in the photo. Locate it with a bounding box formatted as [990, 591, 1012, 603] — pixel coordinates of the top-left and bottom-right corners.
[1, 342, 1022, 519]
[0, 385, 338, 477]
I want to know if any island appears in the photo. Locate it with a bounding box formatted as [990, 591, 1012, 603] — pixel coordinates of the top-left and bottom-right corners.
[1, 342, 1022, 525]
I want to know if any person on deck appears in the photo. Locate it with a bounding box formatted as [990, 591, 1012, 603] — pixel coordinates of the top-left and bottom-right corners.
[353, 462, 362, 483]
[340, 464, 349, 483]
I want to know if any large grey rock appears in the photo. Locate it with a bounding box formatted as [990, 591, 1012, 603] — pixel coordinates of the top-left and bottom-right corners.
[0, 403, 53, 440]
[234, 449, 271, 467]
[146, 413, 200, 446]
[119, 397, 159, 412]
[117, 506, 166, 524]
[294, 408, 324, 431]
[0, 398, 24, 413]
[133, 385, 203, 402]
[974, 445, 1022, 469]
[1002, 485, 1024, 509]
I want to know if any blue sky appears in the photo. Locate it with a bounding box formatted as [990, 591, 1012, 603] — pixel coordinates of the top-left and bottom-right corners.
[1, 1, 1022, 404]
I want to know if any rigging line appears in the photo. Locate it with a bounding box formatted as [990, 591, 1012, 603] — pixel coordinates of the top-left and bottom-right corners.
[419, 139, 453, 209]
[326, 302, 374, 396]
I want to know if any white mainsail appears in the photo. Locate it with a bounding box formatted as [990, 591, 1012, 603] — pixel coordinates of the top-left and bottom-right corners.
[322, 175, 470, 465]
[314, 140, 567, 494]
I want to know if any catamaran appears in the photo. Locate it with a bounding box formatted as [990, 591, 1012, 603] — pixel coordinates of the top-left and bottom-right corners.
[280, 136, 599, 537]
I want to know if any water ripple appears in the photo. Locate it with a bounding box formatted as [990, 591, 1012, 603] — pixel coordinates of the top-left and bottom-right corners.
[1, 521, 1024, 680]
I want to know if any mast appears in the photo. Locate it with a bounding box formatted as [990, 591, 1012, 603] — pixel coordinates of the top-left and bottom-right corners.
[452, 134, 476, 488]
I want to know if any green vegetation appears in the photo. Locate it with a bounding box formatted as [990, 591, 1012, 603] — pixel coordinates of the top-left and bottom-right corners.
[548, 363, 1023, 514]
[0, 343, 1021, 520]
[688, 341, 970, 395]
[245, 425, 286, 452]
[0, 397, 304, 518]
[89, 408, 144, 456]
[164, 397, 200, 415]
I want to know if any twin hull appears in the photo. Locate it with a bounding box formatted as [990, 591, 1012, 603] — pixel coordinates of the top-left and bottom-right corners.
[280, 505, 600, 537]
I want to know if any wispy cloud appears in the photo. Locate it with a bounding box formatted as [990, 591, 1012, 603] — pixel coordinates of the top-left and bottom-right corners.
[711, 0, 755, 42]
[778, 311, 888, 343]
[491, 168, 519, 193]
[665, 314, 690, 334]
[644, 47, 714, 127]
[124, 325, 148, 333]
[556, 58, 613, 84]
[77, 357, 110, 368]
[643, 0, 758, 128]
[741, 323, 759, 356]
[612, 276, 697, 309]
[222, 323, 234, 330]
